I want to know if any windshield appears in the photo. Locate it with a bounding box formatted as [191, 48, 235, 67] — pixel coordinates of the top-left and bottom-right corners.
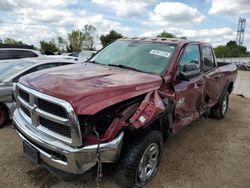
[0, 61, 34, 82]
[92, 40, 176, 74]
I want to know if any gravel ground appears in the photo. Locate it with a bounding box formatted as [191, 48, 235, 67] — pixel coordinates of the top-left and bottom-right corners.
[238, 70, 250, 78]
[0, 94, 249, 188]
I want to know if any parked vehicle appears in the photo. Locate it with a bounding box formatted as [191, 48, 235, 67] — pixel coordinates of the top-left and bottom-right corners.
[0, 48, 41, 60]
[13, 38, 237, 187]
[78, 50, 96, 62]
[0, 57, 76, 128]
[48, 54, 78, 61]
[0, 48, 78, 61]
[62, 52, 79, 58]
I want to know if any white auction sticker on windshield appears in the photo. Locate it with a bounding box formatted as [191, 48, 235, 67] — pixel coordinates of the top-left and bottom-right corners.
[149, 49, 171, 58]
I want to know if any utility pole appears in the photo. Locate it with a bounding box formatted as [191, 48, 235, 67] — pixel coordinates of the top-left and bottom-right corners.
[236, 17, 246, 45]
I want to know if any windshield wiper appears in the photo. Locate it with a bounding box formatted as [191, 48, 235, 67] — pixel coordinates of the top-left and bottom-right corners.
[107, 64, 144, 73]
[88, 60, 102, 64]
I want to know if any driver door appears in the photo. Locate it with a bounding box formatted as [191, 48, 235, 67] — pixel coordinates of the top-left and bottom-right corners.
[173, 44, 204, 131]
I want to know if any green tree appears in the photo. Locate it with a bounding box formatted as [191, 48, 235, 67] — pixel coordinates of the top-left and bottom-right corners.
[157, 31, 176, 38]
[40, 40, 59, 54]
[214, 46, 229, 58]
[214, 40, 249, 58]
[157, 31, 187, 39]
[180, 36, 187, 39]
[100, 30, 123, 47]
[56, 36, 67, 53]
[67, 30, 85, 52]
[83, 24, 96, 50]
[4, 37, 26, 45]
[67, 25, 97, 52]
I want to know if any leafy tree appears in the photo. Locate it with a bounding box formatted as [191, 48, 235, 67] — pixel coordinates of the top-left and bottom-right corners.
[57, 36, 67, 53]
[83, 24, 96, 50]
[4, 37, 26, 45]
[214, 40, 249, 58]
[226, 40, 237, 47]
[180, 36, 187, 39]
[67, 30, 85, 52]
[157, 31, 176, 38]
[40, 40, 59, 54]
[214, 46, 229, 58]
[157, 31, 187, 39]
[67, 25, 96, 52]
[100, 30, 123, 47]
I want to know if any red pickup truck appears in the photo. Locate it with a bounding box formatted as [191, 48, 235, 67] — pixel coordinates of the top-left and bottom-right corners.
[13, 38, 237, 187]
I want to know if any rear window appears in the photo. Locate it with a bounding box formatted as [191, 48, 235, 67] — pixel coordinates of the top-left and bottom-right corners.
[0, 50, 38, 60]
[11, 50, 38, 59]
[0, 61, 34, 82]
[203, 46, 215, 72]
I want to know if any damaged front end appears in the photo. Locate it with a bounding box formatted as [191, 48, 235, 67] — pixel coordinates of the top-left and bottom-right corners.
[14, 81, 172, 177]
[81, 90, 171, 146]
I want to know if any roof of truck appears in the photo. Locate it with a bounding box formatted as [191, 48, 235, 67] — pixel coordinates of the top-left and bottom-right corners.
[118, 37, 210, 46]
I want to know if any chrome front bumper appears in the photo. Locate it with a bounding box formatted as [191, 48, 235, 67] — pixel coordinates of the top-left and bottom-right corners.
[13, 109, 124, 175]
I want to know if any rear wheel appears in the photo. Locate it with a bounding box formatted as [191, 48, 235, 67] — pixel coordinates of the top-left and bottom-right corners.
[210, 92, 229, 119]
[0, 106, 8, 128]
[115, 131, 163, 188]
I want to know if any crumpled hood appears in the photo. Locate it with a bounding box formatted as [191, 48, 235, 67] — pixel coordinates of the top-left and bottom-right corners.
[19, 63, 162, 115]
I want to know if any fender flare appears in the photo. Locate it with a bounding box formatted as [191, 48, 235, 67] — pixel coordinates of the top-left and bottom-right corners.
[217, 81, 234, 103]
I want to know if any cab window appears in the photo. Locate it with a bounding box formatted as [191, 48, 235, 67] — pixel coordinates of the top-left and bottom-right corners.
[203, 46, 215, 72]
[179, 44, 201, 72]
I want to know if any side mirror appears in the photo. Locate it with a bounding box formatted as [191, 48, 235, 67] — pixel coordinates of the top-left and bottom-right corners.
[177, 63, 200, 81]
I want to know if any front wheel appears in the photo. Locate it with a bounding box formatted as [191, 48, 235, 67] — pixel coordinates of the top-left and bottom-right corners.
[115, 131, 163, 188]
[210, 92, 229, 119]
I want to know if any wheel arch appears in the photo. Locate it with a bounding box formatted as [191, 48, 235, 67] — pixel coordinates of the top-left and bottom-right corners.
[0, 102, 9, 119]
[227, 81, 234, 94]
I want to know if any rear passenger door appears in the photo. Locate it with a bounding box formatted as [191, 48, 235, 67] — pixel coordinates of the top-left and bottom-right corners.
[202, 45, 220, 106]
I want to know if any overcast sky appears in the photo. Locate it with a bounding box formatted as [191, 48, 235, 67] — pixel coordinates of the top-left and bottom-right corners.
[0, 0, 249, 50]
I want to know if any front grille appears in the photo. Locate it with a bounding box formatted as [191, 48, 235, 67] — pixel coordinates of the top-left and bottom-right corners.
[37, 98, 67, 118]
[16, 84, 83, 145]
[19, 89, 29, 102]
[20, 105, 30, 118]
[39, 117, 71, 138]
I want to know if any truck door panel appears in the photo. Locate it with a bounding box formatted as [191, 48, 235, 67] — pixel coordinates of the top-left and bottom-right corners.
[173, 44, 204, 131]
[202, 46, 220, 106]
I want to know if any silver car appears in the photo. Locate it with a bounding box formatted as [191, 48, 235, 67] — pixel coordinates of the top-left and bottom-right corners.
[0, 57, 76, 127]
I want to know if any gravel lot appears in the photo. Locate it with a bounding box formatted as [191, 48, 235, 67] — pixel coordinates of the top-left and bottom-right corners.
[238, 70, 250, 78]
[0, 94, 249, 188]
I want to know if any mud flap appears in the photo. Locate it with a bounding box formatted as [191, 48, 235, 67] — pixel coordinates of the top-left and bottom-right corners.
[129, 91, 165, 129]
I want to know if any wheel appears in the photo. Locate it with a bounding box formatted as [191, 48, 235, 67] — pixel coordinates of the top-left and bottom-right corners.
[0, 106, 8, 128]
[210, 92, 229, 119]
[115, 131, 163, 188]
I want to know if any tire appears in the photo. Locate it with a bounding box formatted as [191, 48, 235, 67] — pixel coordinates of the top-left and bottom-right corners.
[210, 92, 229, 119]
[0, 106, 8, 128]
[115, 130, 163, 188]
